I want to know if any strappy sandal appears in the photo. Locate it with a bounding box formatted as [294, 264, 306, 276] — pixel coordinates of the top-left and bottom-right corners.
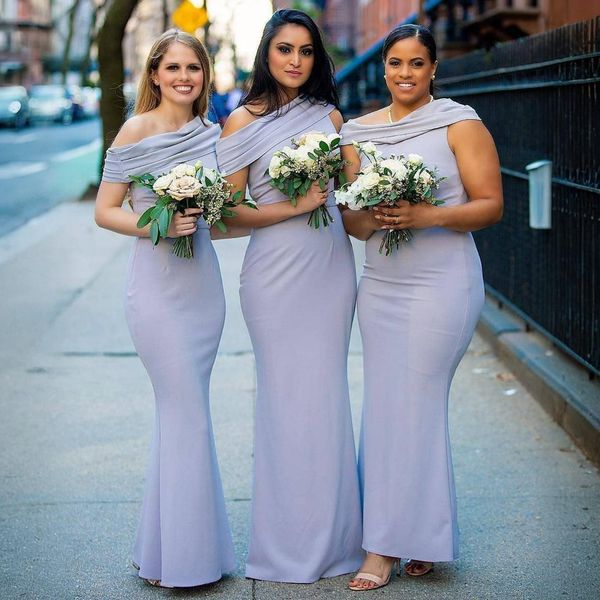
[348, 558, 401, 591]
[404, 559, 434, 577]
[144, 578, 174, 589]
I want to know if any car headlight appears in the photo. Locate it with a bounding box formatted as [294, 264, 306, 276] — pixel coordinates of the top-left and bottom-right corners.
[9, 101, 22, 114]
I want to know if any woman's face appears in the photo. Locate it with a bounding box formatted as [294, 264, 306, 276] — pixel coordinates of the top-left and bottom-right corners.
[152, 42, 204, 107]
[267, 24, 315, 97]
[384, 36, 436, 106]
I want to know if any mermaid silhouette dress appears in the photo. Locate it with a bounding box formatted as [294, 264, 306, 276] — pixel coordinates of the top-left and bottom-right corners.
[217, 98, 363, 582]
[102, 117, 235, 587]
[340, 99, 485, 562]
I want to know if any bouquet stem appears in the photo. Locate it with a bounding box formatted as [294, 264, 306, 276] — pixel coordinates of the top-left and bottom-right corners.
[379, 228, 413, 256]
[307, 205, 334, 229]
[173, 235, 194, 259]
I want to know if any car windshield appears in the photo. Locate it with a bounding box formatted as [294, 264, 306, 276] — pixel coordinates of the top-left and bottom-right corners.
[0, 87, 24, 98]
[30, 87, 64, 99]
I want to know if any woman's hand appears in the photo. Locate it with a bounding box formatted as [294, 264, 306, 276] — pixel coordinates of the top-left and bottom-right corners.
[373, 200, 440, 230]
[168, 208, 203, 238]
[295, 181, 328, 214]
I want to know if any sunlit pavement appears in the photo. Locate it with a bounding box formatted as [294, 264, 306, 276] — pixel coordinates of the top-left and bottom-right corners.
[0, 200, 598, 599]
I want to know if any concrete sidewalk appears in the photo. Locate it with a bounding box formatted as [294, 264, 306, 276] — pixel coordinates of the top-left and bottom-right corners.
[0, 200, 598, 599]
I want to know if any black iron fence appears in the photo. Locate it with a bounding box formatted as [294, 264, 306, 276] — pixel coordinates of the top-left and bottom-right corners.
[435, 18, 600, 374]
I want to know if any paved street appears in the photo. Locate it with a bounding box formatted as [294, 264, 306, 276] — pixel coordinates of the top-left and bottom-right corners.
[0, 119, 101, 236]
[0, 199, 599, 599]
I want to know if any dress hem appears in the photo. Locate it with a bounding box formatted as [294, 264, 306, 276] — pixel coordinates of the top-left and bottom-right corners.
[362, 543, 458, 564]
[245, 557, 363, 584]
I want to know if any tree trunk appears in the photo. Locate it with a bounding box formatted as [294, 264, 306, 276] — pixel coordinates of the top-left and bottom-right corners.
[79, 2, 100, 86]
[97, 0, 139, 172]
[61, 0, 81, 85]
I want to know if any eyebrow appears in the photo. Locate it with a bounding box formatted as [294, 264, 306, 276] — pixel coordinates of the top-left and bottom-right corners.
[276, 42, 314, 48]
[164, 62, 202, 66]
[387, 55, 426, 61]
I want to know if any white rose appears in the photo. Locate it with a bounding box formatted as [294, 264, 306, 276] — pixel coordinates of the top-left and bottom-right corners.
[408, 153, 423, 166]
[152, 173, 174, 195]
[203, 167, 218, 182]
[419, 171, 433, 185]
[268, 155, 283, 178]
[194, 161, 203, 171]
[361, 142, 380, 157]
[334, 189, 351, 205]
[167, 175, 202, 200]
[335, 189, 361, 210]
[380, 158, 408, 179]
[298, 131, 327, 148]
[294, 145, 315, 166]
[171, 163, 196, 178]
[361, 171, 381, 189]
[279, 165, 291, 176]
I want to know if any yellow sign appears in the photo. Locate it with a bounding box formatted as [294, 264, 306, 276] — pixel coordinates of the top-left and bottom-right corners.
[172, 0, 208, 34]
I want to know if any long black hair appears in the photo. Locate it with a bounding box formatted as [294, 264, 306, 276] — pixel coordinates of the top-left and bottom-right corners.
[241, 9, 339, 116]
[382, 24, 437, 96]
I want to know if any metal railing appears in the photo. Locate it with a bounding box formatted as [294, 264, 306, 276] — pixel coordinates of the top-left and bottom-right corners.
[435, 17, 600, 375]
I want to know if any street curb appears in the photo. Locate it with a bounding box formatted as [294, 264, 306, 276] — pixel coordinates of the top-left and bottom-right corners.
[477, 298, 600, 467]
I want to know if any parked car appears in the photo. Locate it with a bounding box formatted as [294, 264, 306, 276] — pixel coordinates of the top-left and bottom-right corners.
[0, 86, 30, 129]
[29, 85, 74, 124]
[80, 86, 100, 118]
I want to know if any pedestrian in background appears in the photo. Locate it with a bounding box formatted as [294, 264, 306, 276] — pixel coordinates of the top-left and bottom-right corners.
[95, 29, 235, 588]
[216, 8, 363, 583]
[340, 24, 503, 591]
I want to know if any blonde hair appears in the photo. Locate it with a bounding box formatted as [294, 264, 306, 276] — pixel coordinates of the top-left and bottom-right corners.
[135, 29, 212, 120]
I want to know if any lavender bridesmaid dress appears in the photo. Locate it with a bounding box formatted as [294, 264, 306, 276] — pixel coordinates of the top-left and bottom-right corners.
[340, 99, 485, 562]
[217, 97, 363, 583]
[102, 118, 235, 587]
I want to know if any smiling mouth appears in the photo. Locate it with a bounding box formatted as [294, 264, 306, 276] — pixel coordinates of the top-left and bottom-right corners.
[173, 85, 193, 93]
[395, 82, 416, 88]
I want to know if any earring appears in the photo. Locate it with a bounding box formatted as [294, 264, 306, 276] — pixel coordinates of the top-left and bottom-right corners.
[384, 74, 387, 79]
[432, 75, 436, 80]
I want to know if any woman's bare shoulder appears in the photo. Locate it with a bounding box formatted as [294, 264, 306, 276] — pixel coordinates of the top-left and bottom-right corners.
[111, 113, 158, 148]
[221, 105, 261, 138]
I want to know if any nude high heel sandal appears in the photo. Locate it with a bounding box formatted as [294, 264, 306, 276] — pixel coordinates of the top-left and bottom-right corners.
[348, 558, 401, 591]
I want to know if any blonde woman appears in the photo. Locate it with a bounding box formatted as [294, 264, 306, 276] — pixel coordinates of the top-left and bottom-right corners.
[95, 29, 235, 588]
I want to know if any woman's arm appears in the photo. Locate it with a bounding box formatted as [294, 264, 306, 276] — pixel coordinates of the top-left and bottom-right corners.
[374, 120, 503, 232]
[339, 143, 380, 241]
[94, 118, 201, 238]
[219, 108, 329, 229]
[94, 181, 201, 238]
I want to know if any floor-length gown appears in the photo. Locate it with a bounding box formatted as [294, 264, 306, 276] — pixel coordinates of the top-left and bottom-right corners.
[102, 117, 235, 587]
[216, 97, 363, 583]
[340, 99, 485, 562]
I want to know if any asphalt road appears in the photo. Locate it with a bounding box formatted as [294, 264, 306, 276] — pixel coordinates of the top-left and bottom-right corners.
[0, 119, 101, 237]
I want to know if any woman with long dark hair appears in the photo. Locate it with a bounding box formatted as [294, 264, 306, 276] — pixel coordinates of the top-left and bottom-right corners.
[95, 30, 235, 588]
[340, 24, 502, 590]
[217, 9, 363, 583]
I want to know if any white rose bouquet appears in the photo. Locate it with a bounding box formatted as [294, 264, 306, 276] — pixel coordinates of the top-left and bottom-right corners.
[130, 161, 256, 259]
[266, 131, 346, 229]
[335, 142, 444, 255]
